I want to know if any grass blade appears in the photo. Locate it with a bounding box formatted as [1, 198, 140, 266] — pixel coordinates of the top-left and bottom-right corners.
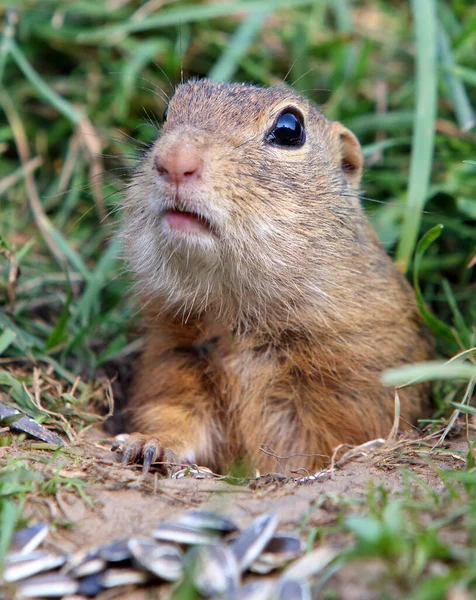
[0, 156, 42, 199]
[209, 8, 271, 82]
[382, 360, 476, 386]
[0, 371, 37, 414]
[331, 0, 355, 79]
[413, 225, 457, 345]
[74, 237, 122, 326]
[448, 65, 476, 87]
[0, 312, 43, 351]
[77, 0, 322, 43]
[8, 40, 83, 125]
[442, 279, 473, 348]
[437, 23, 475, 132]
[0, 10, 15, 82]
[0, 500, 20, 572]
[0, 329, 16, 356]
[346, 111, 414, 135]
[45, 282, 72, 350]
[117, 39, 169, 120]
[396, 0, 438, 272]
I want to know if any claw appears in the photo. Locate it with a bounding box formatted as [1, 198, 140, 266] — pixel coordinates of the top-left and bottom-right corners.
[121, 433, 146, 465]
[163, 448, 178, 475]
[113, 432, 178, 476]
[163, 448, 177, 464]
[121, 447, 135, 466]
[142, 437, 161, 474]
[111, 433, 129, 452]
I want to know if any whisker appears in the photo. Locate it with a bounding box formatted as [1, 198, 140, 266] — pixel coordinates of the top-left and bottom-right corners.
[291, 66, 320, 88]
[136, 75, 171, 106]
[152, 60, 175, 95]
[281, 58, 299, 85]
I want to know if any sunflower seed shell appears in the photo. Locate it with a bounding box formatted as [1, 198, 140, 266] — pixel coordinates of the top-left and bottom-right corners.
[230, 513, 279, 573]
[276, 578, 311, 600]
[189, 543, 239, 597]
[10, 524, 49, 555]
[250, 534, 303, 574]
[178, 511, 238, 533]
[282, 546, 337, 581]
[4, 551, 67, 583]
[153, 523, 221, 545]
[17, 574, 78, 598]
[128, 538, 183, 582]
[96, 538, 132, 562]
[221, 580, 275, 600]
[102, 567, 149, 588]
[69, 556, 107, 578]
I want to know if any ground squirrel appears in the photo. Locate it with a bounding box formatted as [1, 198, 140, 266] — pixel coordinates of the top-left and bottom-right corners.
[120, 79, 433, 475]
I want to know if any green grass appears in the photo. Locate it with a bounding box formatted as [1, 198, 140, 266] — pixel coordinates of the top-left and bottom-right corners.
[396, 0, 438, 271]
[0, 0, 475, 595]
[0, 448, 92, 570]
[330, 471, 476, 599]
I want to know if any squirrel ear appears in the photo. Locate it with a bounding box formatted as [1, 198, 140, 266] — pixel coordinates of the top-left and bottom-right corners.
[331, 122, 363, 189]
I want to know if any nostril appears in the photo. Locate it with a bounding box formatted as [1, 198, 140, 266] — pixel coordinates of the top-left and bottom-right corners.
[155, 145, 203, 183]
[155, 157, 169, 177]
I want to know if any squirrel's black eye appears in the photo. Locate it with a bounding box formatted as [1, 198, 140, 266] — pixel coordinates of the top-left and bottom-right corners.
[267, 110, 305, 147]
[163, 107, 168, 122]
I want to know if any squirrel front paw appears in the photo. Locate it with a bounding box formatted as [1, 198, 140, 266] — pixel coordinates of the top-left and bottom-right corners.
[112, 432, 180, 475]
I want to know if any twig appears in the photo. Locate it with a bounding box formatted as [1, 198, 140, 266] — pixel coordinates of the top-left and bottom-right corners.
[385, 389, 402, 446]
[0, 87, 65, 263]
[0, 155, 42, 196]
[77, 116, 106, 221]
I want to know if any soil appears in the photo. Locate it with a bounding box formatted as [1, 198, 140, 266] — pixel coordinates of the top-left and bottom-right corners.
[3, 424, 469, 599]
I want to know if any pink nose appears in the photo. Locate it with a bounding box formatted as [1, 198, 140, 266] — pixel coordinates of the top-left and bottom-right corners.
[155, 143, 203, 184]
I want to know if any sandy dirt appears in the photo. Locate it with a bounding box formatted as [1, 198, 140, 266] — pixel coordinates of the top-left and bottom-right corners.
[22, 428, 457, 549]
[3, 423, 468, 599]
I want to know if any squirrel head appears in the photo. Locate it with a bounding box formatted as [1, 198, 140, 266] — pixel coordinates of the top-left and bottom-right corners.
[124, 79, 368, 326]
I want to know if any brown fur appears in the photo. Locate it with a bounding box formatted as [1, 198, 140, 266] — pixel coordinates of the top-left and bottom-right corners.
[123, 80, 433, 474]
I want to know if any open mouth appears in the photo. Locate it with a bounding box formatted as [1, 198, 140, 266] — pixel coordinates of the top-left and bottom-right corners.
[163, 209, 213, 235]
